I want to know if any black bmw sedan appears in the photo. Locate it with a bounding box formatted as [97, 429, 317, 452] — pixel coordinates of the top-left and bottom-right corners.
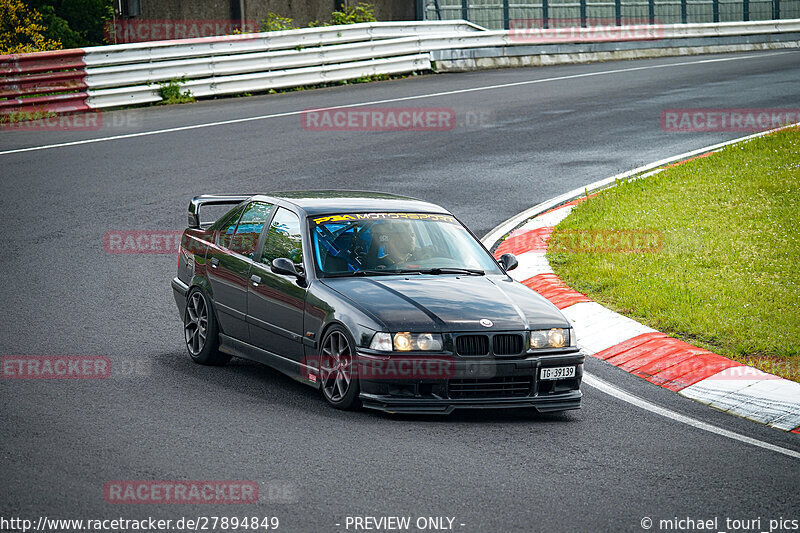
[171, 191, 583, 414]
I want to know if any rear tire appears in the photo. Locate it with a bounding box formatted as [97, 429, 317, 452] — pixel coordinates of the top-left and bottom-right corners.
[184, 288, 231, 366]
[319, 326, 361, 410]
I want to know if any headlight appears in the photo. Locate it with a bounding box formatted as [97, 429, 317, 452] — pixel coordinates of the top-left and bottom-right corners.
[530, 330, 548, 349]
[369, 332, 444, 352]
[394, 332, 413, 351]
[415, 333, 438, 351]
[528, 328, 569, 350]
[369, 332, 392, 351]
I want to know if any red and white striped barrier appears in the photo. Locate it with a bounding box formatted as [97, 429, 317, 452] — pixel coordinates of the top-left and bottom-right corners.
[485, 126, 800, 433]
[0, 49, 89, 114]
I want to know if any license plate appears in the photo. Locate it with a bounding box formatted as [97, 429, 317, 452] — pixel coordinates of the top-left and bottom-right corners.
[540, 366, 576, 380]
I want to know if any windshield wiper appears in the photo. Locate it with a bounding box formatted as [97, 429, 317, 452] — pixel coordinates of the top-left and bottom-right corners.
[327, 267, 484, 277]
[326, 269, 422, 277]
[410, 267, 485, 276]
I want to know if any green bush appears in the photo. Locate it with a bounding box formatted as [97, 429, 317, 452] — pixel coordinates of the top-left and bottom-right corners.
[330, 3, 376, 25]
[157, 78, 194, 105]
[260, 12, 297, 32]
[261, 3, 376, 32]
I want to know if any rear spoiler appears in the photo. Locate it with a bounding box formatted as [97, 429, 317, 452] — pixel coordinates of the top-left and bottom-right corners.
[188, 194, 254, 229]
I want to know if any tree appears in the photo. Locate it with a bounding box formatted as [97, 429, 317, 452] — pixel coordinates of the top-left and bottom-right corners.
[26, 0, 113, 48]
[0, 0, 61, 54]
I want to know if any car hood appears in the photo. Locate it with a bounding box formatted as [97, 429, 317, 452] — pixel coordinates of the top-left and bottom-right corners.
[320, 275, 570, 332]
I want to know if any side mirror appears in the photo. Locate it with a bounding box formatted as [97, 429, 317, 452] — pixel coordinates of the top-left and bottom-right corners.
[272, 257, 305, 280]
[499, 253, 518, 271]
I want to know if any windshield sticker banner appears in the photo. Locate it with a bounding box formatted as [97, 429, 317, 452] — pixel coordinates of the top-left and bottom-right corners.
[312, 213, 457, 225]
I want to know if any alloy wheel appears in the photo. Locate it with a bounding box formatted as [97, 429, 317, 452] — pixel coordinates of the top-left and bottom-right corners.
[320, 330, 353, 402]
[184, 291, 208, 356]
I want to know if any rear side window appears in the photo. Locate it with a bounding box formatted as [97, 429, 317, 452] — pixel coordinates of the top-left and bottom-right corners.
[262, 208, 303, 265]
[215, 205, 246, 249]
[230, 202, 275, 256]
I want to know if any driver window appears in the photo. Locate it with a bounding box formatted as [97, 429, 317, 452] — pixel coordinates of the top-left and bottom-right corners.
[263, 208, 304, 266]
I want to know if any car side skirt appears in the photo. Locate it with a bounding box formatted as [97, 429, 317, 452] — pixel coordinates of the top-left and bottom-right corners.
[218, 333, 320, 389]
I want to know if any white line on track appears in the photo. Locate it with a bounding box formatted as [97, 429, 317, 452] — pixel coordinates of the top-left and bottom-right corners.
[583, 372, 800, 460]
[1, 50, 796, 156]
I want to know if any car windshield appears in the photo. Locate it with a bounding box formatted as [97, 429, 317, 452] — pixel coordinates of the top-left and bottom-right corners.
[310, 212, 503, 276]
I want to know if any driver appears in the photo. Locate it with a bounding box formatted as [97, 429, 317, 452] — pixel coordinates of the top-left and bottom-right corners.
[372, 222, 418, 269]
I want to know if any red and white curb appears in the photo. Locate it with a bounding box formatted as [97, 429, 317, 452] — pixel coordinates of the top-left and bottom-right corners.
[483, 124, 800, 433]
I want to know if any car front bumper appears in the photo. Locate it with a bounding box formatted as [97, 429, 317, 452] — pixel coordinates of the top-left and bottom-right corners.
[355, 350, 584, 415]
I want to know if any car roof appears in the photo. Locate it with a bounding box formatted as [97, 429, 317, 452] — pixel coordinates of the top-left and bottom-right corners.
[250, 190, 451, 216]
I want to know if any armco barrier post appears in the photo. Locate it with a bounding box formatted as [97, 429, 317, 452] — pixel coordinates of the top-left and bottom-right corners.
[543, 0, 550, 28]
[581, 0, 588, 27]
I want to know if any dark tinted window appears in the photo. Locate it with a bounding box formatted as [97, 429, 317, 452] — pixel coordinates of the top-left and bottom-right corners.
[230, 202, 274, 256]
[262, 208, 303, 265]
[215, 204, 246, 249]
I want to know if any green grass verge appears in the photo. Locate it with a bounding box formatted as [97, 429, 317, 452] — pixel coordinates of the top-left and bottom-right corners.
[549, 126, 800, 382]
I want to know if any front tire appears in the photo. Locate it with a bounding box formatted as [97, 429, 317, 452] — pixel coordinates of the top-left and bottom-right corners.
[319, 326, 361, 410]
[184, 288, 231, 366]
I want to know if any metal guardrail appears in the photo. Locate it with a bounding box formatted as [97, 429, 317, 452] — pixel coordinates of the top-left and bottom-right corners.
[81, 21, 486, 66]
[1, 19, 798, 116]
[0, 21, 482, 115]
[422, 0, 798, 29]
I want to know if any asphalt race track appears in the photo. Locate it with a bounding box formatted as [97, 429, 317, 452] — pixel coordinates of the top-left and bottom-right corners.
[2, 51, 799, 532]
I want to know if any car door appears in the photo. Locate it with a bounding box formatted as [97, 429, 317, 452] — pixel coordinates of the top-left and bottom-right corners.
[247, 207, 307, 362]
[206, 201, 274, 342]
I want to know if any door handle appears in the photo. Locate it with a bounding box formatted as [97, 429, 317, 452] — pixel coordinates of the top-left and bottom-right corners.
[250, 274, 261, 287]
[210, 257, 219, 268]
